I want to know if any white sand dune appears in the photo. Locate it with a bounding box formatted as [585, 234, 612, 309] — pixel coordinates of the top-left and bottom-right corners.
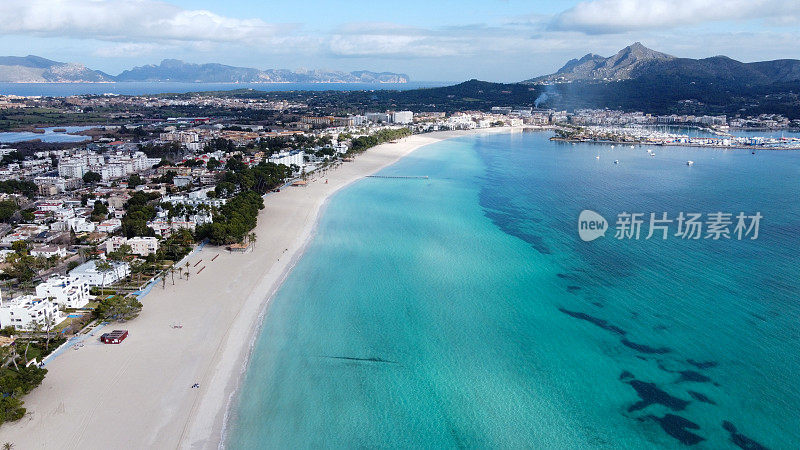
[0, 128, 517, 449]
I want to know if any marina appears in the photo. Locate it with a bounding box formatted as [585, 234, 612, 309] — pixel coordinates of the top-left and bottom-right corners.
[553, 125, 800, 150]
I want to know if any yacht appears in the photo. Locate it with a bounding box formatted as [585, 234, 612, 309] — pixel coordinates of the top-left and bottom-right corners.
[687, 160, 694, 166]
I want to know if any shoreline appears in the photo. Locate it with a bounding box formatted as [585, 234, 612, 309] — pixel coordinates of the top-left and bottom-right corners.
[186, 126, 519, 449]
[0, 127, 518, 449]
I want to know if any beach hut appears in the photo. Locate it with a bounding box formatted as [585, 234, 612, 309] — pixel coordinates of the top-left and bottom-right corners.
[227, 242, 251, 253]
[100, 330, 129, 344]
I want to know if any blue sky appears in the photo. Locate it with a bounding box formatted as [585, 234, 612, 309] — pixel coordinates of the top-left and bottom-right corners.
[1, 0, 798, 82]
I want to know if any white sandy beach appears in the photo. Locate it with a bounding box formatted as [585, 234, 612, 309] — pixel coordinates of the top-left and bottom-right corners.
[0, 128, 518, 449]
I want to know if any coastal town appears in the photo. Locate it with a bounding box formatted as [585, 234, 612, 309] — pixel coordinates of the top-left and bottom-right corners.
[2, 0, 800, 443]
[0, 99, 543, 427]
[1, 87, 799, 430]
[0, 78, 797, 450]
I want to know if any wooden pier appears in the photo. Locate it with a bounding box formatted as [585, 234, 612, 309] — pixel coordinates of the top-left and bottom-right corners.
[366, 175, 429, 179]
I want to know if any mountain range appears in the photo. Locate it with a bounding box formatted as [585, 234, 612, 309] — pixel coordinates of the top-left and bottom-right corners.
[525, 42, 800, 85]
[0, 56, 409, 84]
[296, 43, 799, 119]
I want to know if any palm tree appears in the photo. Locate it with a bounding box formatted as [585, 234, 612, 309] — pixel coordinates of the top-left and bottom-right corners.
[78, 247, 89, 263]
[6, 342, 19, 370]
[3, 441, 14, 450]
[170, 265, 176, 285]
[248, 232, 257, 249]
[184, 270, 190, 281]
[95, 260, 113, 296]
[43, 310, 55, 351]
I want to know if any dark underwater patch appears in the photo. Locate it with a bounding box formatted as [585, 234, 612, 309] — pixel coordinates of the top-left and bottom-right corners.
[722, 421, 769, 450]
[321, 356, 399, 365]
[643, 414, 705, 446]
[678, 370, 712, 384]
[619, 370, 634, 380]
[482, 209, 552, 254]
[688, 391, 716, 405]
[558, 308, 626, 335]
[687, 359, 718, 370]
[627, 380, 690, 412]
[657, 362, 714, 385]
[621, 338, 671, 354]
[566, 285, 582, 293]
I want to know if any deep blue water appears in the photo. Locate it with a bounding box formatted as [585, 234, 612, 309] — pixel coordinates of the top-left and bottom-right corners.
[227, 131, 800, 448]
[0, 81, 447, 97]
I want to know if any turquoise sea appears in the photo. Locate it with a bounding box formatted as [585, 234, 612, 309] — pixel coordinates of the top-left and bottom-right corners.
[227, 131, 800, 448]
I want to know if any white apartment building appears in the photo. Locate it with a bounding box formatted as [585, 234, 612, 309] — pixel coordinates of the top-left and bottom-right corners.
[162, 190, 227, 208]
[366, 112, 390, 123]
[267, 150, 304, 168]
[58, 161, 87, 178]
[64, 216, 95, 233]
[160, 131, 199, 143]
[35, 275, 91, 309]
[147, 219, 197, 236]
[58, 151, 160, 181]
[392, 111, 414, 124]
[69, 260, 131, 286]
[96, 218, 122, 234]
[0, 294, 63, 331]
[30, 245, 67, 258]
[106, 236, 159, 256]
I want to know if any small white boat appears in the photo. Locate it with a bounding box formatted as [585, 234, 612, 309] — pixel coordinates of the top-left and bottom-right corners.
[687, 160, 694, 166]
[611, 145, 615, 149]
[650, 153, 656, 157]
[614, 160, 619, 164]
[631, 145, 635, 149]
[596, 155, 600, 159]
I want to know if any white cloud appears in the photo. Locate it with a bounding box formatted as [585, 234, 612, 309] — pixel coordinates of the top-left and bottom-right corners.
[92, 42, 162, 58]
[0, 0, 289, 44]
[328, 24, 471, 58]
[550, 0, 800, 34]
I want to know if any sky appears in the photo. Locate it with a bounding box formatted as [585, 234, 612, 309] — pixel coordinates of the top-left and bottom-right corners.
[0, 0, 798, 82]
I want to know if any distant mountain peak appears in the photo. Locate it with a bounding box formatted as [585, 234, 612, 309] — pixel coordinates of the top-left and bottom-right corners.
[0, 55, 112, 82]
[524, 43, 800, 86]
[529, 43, 676, 84]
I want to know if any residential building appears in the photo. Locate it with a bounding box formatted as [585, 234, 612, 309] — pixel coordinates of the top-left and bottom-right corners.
[96, 218, 122, 234]
[69, 260, 131, 286]
[392, 111, 414, 124]
[30, 245, 67, 258]
[106, 236, 159, 256]
[35, 275, 91, 309]
[162, 190, 227, 208]
[147, 219, 197, 236]
[366, 112, 390, 123]
[0, 294, 62, 331]
[173, 175, 192, 187]
[267, 150, 304, 168]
